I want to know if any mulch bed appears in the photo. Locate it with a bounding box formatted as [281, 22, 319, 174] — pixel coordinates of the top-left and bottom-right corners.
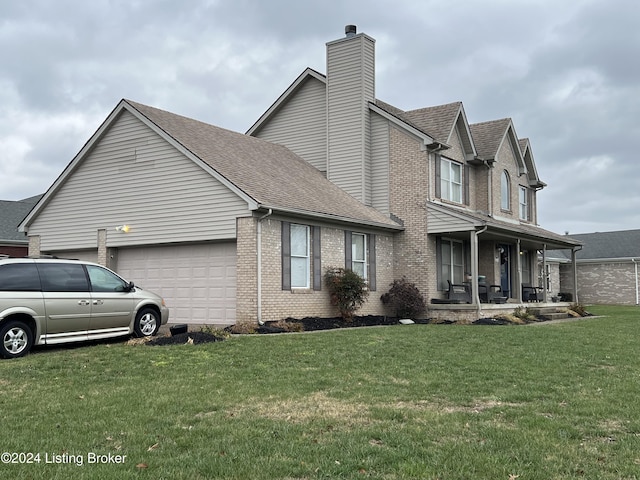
[143, 312, 578, 346]
[146, 331, 225, 346]
[256, 315, 432, 334]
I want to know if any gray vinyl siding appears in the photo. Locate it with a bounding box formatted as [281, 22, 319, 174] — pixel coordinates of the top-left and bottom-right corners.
[29, 111, 250, 251]
[370, 112, 390, 214]
[326, 34, 375, 203]
[253, 77, 328, 172]
[427, 208, 473, 233]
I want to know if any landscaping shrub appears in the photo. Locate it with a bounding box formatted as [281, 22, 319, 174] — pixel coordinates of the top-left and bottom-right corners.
[380, 277, 426, 319]
[569, 302, 589, 316]
[512, 306, 537, 322]
[324, 267, 369, 321]
[271, 319, 304, 332]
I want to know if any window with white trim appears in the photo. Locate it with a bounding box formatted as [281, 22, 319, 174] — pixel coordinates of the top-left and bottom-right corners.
[351, 233, 367, 279]
[290, 224, 310, 288]
[440, 238, 464, 290]
[519, 186, 529, 220]
[440, 157, 463, 203]
[501, 170, 511, 211]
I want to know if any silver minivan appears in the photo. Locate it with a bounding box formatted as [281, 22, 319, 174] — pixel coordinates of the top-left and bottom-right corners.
[0, 257, 169, 358]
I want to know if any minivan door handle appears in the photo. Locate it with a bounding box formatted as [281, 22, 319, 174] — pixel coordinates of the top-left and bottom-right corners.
[78, 300, 91, 306]
[93, 299, 104, 305]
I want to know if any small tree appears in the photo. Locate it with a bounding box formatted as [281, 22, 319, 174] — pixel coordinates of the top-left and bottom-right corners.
[380, 277, 426, 319]
[324, 267, 369, 321]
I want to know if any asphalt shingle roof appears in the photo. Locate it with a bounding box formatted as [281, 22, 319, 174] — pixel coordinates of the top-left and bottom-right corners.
[403, 102, 463, 145]
[550, 230, 640, 260]
[469, 118, 512, 159]
[373, 100, 463, 145]
[0, 195, 42, 243]
[125, 100, 401, 230]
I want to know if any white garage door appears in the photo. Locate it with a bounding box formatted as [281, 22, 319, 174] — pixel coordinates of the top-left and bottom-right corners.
[117, 243, 236, 325]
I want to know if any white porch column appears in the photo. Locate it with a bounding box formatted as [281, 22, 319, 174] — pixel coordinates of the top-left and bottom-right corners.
[516, 239, 522, 302]
[571, 248, 579, 303]
[541, 245, 547, 302]
[470, 230, 479, 305]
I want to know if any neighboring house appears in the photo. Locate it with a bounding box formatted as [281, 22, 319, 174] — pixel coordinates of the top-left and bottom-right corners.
[548, 230, 640, 305]
[0, 195, 42, 257]
[19, 26, 580, 325]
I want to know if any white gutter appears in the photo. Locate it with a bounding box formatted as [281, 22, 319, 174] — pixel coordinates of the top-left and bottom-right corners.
[256, 209, 273, 325]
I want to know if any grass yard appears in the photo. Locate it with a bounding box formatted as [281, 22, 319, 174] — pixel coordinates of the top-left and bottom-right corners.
[1, 305, 640, 479]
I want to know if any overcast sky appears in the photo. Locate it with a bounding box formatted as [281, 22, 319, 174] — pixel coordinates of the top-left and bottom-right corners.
[1, 0, 638, 235]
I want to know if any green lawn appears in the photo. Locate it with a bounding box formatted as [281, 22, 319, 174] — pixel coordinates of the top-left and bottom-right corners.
[1, 305, 639, 479]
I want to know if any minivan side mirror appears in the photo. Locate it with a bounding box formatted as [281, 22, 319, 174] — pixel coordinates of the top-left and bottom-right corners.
[125, 281, 135, 292]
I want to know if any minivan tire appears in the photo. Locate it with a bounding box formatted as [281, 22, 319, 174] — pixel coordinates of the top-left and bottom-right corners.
[133, 308, 160, 337]
[0, 320, 33, 359]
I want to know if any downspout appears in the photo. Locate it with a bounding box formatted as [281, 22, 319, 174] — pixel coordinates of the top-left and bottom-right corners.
[632, 258, 639, 305]
[256, 209, 273, 325]
[473, 226, 488, 317]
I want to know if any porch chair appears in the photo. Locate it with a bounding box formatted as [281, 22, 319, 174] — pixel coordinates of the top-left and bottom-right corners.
[478, 283, 505, 303]
[522, 283, 544, 302]
[447, 280, 471, 304]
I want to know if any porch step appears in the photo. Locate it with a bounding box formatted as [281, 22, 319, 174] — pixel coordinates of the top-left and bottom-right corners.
[527, 307, 569, 321]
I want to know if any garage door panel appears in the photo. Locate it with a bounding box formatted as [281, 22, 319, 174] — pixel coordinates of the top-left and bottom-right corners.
[117, 243, 236, 325]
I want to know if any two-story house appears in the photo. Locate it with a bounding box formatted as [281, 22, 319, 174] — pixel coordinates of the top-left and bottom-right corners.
[248, 25, 581, 320]
[18, 26, 580, 325]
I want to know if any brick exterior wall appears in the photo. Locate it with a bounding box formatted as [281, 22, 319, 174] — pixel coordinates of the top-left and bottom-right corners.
[236, 216, 258, 323]
[560, 261, 639, 305]
[545, 262, 561, 298]
[236, 215, 396, 324]
[388, 126, 433, 299]
[28, 235, 41, 257]
[0, 245, 29, 257]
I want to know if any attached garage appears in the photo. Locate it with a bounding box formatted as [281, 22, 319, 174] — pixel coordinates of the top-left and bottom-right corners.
[117, 243, 237, 325]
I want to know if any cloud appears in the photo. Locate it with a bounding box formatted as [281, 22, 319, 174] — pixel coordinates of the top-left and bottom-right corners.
[0, 0, 638, 234]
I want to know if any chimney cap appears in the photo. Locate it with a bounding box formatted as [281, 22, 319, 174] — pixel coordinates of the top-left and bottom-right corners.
[345, 25, 357, 37]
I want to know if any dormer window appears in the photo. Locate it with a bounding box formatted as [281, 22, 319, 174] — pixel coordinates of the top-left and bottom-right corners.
[501, 171, 511, 211]
[440, 157, 463, 204]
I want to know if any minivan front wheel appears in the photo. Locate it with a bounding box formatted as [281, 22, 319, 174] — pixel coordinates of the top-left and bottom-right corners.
[134, 308, 160, 337]
[0, 321, 33, 359]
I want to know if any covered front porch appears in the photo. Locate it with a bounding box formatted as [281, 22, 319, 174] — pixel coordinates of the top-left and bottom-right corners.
[428, 300, 576, 324]
[427, 203, 583, 316]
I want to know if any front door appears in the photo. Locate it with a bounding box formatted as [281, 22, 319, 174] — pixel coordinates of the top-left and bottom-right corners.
[499, 244, 512, 298]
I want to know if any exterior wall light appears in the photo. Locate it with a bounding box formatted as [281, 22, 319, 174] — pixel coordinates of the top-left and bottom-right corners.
[115, 225, 130, 233]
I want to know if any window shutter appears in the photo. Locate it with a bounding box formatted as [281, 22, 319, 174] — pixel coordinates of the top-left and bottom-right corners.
[344, 230, 352, 269]
[434, 154, 441, 198]
[436, 236, 442, 290]
[528, 189, 533, 222]
[312, 226, 322, 290]
[463, 164, 470, 205]
[281, 222, 291, 290]
[368, 234, 376, 291]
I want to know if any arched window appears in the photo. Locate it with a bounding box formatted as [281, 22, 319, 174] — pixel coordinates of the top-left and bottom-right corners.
[501, 170, 510, 211]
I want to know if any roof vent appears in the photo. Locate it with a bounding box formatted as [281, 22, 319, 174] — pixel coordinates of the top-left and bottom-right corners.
[345, 25, 357, 37]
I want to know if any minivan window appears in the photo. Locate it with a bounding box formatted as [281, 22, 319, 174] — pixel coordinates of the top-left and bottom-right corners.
[37, 263, 89, 292]
[86, 265, 128, 292]
[0, 263, 41, 291]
